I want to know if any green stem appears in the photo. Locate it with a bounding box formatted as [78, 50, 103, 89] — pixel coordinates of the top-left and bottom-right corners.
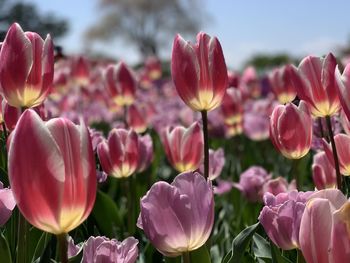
[16, 213, 27, 263]
[183, 251, 191, 263]
[2, 122, 7, 143]
[201, 110, 209, 179]
[325, 116, 342, 190]
[57, 233, 68, 263]
[297, 249, 306, 263]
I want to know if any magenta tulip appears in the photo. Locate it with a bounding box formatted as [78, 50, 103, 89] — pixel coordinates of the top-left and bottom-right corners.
[104, 62, 137, 106]
[221, 88, 243, 125]
[269, 101, 312, 159]
[293, 53, 340, 117]
[0, 23, 54, 108]
[199, 148, 225, 180]
[161, 122, 203, 172]
[137, 172, 214, 257]
[70, 56, 90, 87]
[8, 109, 96, 234]
[335, 63, 350, 121]
[323, 134, 350, 175]
[127, 104, 148, 134]
[0, 182, 16, 226]
[97, 128, 139, 178]
[136, 134, 153, 173]
[171, 32, 228, 111]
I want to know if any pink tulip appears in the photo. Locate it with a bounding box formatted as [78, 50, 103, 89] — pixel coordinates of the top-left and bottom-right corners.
[2, 100, 21, 131]
[293, 53, 340, 117]
[259, 190, 312, 250]
[269, 64, 297, 104]
[8, 109, 96, 234]
[144, 56, 162, 80]
[104, 62, 137, 106]
[171, 32, 228, 111]
[161, 122, 203, 172]
[82, 236, 139, 263]
[127, 104, 148, 133]
[221, 88, 243, 125]
[97, 128, 139, 178]
[136, 134, 153, 173]
[199, 148, 225, 180]
[299, 189, 350, 263]
[312, 151, 337, 189]
[0, 23, 54, 108]
[239, 66, 260, 99]
[269, 101, 312, 159]
[137, 172, 214, 257]
[70, 56, 90, 87]
[227, 70, 240, 88]
[335, 63, 350, 121]
[233, 166, 271, 202]
[0, 182, 16, 226]
[323, 134, 350, 175]
[262, 177, 296, 196]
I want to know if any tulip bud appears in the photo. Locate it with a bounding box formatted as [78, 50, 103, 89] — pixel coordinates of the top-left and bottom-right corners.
[97, 128, 139, 178]
[221, 88, 243, 125]
[171, 32, 228, 111]
[293, 53, 340, 117]
[137, 172, 214, 257]
[8, 110, 96, 234]
[323, 134, 350, 175]
[269, 101, 312, 159]
[312, 151, 337, 189]
[0, 23, 54, 108]
[104, 62, 137, 106]
[161, 122, 203, 172]
[269, 64, 297, 104]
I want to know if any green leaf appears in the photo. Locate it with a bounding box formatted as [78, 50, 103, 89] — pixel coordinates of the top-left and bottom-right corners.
[31, 232, 51, 262]
[190, 244, 211, 263]
[164, 256, 181, 263]
[92, 190, 123, 238]
[252, 233, 271, 259]
[222, 222, 260, 263]
[270, 243, 293, 263]
[0, 233, 11, 263]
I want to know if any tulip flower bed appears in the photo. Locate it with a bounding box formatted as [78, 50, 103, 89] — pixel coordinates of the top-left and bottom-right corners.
[0, 22, 350, 263]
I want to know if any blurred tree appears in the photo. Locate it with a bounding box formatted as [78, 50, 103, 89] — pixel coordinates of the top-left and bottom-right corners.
[244, 53, 298, 71]
[0, 0, 68, 40]
[85, 0, 205, 57]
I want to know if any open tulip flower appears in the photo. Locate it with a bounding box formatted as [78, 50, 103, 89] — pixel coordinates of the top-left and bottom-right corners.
[161, 122, 203, 172]
[8, 109, 96, 234]
[269, 101, 312, 159]
[0, 23, 54, 108]
[97, 128, 140, 178]
[293, 53, 340, 117]
[137, 171, 214, 257]
[171, 32, 228, 111]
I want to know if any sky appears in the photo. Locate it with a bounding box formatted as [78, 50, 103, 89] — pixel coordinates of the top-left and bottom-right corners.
[22, 0, 350, 69]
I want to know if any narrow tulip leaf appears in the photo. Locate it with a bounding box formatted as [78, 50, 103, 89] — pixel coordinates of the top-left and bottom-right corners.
[252, 233, 271, 259]
[32, 232, 51, 262]
[270, 243, 293, 263]
[190, 244, 211, 263]
[0, 233, 11, 263]
[222, 222, 260, 263]
[92, 190, 123, 238]
[68, 250, 83, 263]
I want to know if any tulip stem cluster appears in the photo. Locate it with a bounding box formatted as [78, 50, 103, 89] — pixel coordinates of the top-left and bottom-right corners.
[201, 110, 209, 179]
[57, 233, 68, 263]
[325, 116, 342, 190]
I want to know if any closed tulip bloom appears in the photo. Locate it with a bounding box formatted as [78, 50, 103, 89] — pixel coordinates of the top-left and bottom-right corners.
[221, 88, 243, 125]
[97, 128, 139, 178]
[259, 190, 312, 250]
[127, 104, 148, 133]
[161, 122, 203, 172]
[104, 62, 137, 106]
[269, 64, 297, 104]
[0, 23, 54, 108]
[323, 134, 350, 175]
[144, 56, 162, 80]
[83, 236, 139, 263]
[171, 32, 228, 111]
[8, 109, 96, 234]
[137, 172, 214, 257]
[136, 134, 153, 173]
[312, 151, 337, 189]
[2, 100, 21, 131]
[70, 56, 90, 87]
[269, 101, 312, 159]
[335, 63, 350, 121]
[293, 53, 340, 117]
[299, 189, 349, 263]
